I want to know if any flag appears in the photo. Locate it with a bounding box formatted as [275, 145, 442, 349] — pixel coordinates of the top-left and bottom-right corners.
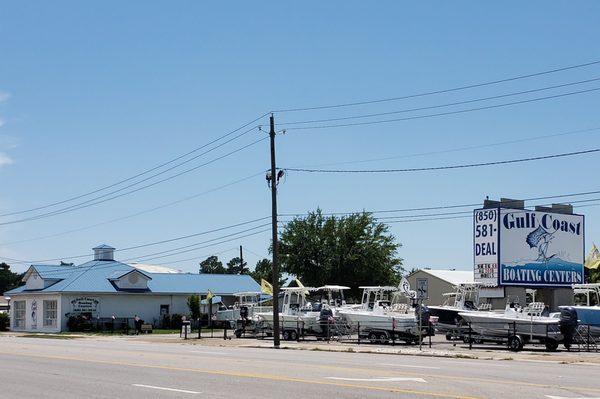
[206, 290, 214, 301]
[295, 278, 309, 295]
[585, 243, 600, 270]
[261, 279, 273, 296]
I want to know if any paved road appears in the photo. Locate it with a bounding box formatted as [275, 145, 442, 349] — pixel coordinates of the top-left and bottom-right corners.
[0, 335, 599, 399]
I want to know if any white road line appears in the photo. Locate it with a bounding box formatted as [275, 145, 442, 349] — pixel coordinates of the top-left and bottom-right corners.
[381, 363, 440, 369]
[191, 350, 228, 356]
[132, 384, 201, 394]
[326, 377, 426, 383]
[546, 396, 600, 399]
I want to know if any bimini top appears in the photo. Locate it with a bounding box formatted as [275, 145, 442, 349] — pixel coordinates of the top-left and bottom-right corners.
[317, 285, 350, 291]
[4, 260, 260, 296]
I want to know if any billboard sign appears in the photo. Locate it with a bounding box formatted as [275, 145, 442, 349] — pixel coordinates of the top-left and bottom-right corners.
[499, 208, 584, 286]
[473, 208, 499, 286]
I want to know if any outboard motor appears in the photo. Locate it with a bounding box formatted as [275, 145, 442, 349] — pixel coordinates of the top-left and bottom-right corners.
[559, 307, 578, 350]
[239, 306, 249, 330]
[415, 304, 433, 336]
[318, 305, 334, 339]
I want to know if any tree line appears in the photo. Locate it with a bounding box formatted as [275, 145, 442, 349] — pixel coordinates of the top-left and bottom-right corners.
[199, 209, 404, 300]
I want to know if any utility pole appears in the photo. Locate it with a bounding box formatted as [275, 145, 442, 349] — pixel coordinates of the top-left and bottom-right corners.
[239, 245, 244, 273]
[269, 114, 281, 348]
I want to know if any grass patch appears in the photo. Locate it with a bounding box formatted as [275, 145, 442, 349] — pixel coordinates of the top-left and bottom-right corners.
[21, 334, 78, 340]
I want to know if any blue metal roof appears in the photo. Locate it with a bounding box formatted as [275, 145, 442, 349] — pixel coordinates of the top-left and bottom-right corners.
[5, 260, 260, 295]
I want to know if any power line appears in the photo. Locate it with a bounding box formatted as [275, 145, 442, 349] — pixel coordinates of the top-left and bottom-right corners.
[284, 86, 600, 130]
[272, 60, 600, 112]
[279, 77, 600, 126]
[0, 136, 267, 226]
[126, 227, 272, 263]
[153, 247, 238, 266]
[284, 147, 600, 174]
[1, 216, 270, 265]
[0, 113, 269, 218]
[0, 171, 265, 246]
[289, 126, 600, 168]
[280, 188, 600, 217]
[121, 223, 272, 262]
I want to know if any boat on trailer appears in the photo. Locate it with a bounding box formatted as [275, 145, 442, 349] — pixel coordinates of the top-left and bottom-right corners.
[459, 301, 562, 351]
[427, 283, 491, 340]
[338, 286, 428, 344]
[215, 291, 272, 337]
[559, 283, 600, 339]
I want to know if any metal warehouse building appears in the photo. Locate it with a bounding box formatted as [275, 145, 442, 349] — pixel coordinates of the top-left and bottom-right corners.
[407, 269, 474, 306]
[4, 245, 260, 333]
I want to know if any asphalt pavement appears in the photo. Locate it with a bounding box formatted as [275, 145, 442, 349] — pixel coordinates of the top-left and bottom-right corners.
[0, 334, 599, 399]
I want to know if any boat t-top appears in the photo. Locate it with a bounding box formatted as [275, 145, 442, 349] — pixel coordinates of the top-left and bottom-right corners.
[338, 286, 425, 343]
[427, 282, 491, 339]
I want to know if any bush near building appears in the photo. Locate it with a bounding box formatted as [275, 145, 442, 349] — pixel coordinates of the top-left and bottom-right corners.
[0, 313, 9, 331]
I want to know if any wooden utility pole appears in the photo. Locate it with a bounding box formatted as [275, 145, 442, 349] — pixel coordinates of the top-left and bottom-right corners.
[269, 114, 281, 348]
[239, 245, 244, 273]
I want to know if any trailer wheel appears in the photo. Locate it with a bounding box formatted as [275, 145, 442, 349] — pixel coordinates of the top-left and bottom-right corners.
[378, 332, 389, 344]
[508, 335, 524, 352]
[235, 330, 242, 338]
[368, 332, 378, 343]
[545, 338, 559, 352]
[282, 330, 291, 341]
[289, 330, 299, 341]
[445, 333, 453, 341]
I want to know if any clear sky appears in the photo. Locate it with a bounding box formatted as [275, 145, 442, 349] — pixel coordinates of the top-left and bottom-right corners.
[1, 2, 599, 274]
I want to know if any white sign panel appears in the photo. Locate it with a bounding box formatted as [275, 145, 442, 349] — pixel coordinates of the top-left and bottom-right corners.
[499, 208, 584, 287]
[473, 208, 499, 286]
[71, 297, 100, 313]
[416, 278, 428, 300]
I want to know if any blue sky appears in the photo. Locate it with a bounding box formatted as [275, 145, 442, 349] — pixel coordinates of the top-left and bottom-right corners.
[0, 2, 599, 274]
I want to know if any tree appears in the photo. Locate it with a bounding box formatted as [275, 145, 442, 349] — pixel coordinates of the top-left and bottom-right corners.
[199, 256, 226, 274]
[0, 263, 24, 295]
[250, 258, 285, 286]
[187, 294, 201, 320]
[278, 209, 403, 300]
[226, 256, 249, 275]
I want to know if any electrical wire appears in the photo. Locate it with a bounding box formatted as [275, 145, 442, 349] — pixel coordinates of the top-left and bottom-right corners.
[292, 126, 600, 168]
[279, 77, 600, 126]
[0, 136, 267, 226]
[284, 86, 600, 130]
[1, 216, 270, 265]
[0, 112, 269, 218]
[272, 60, 600, 112]
[0, 171, 265, 246]
[284, 147, 600, 174]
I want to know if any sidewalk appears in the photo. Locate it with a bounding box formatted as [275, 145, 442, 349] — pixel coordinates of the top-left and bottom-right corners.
[5, 331, 600, 364]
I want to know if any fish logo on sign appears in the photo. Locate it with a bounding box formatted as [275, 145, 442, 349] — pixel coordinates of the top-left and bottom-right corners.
[526, 225, 557, 263]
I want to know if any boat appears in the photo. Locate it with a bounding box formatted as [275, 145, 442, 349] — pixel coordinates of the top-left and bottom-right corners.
[559, 283, 600, 338]
[427, 283, 491, 339]
[459, 300, 562, 351]
[338, 286, 424, 343]
[215, 291, 272, 336]
[255, 286, 318, 339]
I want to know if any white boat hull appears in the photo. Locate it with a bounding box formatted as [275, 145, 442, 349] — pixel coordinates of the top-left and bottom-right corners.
[459, 312, 562, 340]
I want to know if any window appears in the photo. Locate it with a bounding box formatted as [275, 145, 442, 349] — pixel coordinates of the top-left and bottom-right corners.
[14, 301, 25, 328]
[43, 300, 57, 327]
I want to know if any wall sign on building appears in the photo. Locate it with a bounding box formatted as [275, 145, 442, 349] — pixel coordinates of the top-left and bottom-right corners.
[416, 278, 429, 300]
[473, 208, 499, 286]
[474, 207, 584, 287]
[71, 297, 100, 314]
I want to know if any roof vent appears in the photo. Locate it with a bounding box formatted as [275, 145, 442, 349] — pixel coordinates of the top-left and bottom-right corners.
[93, 244, 115, 261]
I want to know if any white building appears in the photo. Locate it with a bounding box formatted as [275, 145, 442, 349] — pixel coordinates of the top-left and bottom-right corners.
[4, 245, 260, 332]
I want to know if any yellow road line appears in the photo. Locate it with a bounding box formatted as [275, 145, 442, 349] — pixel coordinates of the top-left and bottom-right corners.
[0, 350, 478, 399]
